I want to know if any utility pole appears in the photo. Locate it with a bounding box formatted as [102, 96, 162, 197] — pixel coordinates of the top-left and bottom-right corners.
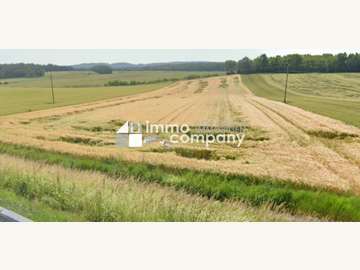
[50, 71, 55, 104]
[284, 63, 289, 104]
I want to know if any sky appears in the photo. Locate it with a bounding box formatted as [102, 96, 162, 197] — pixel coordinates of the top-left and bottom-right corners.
[0, 49, 359, 65]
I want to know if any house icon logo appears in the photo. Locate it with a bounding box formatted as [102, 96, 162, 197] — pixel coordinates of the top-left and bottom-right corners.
[116, 121, 143, 148]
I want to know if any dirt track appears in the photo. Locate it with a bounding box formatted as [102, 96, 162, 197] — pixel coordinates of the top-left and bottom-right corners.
[1, 75, 360, 193]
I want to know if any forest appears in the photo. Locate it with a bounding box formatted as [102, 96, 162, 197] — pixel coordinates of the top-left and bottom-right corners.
[226, 53, 360, 74]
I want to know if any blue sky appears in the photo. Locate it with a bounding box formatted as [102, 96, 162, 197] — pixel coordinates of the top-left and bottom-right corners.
[0, 49, 359, 65]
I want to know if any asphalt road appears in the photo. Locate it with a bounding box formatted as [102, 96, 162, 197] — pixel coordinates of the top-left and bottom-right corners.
[0, 207, 31, 222]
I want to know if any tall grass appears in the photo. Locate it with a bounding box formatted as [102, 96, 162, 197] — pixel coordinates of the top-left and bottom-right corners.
[0, 188, 84, 221]
[0, 155, 288, 221]
[1, 142, 360, 220]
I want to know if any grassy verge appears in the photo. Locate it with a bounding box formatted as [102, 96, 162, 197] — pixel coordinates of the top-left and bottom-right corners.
[0, 188, 83, 221]
[0, 155, 291, 222]
[0, 169, 219, 222]
[0, 142, 360, 220]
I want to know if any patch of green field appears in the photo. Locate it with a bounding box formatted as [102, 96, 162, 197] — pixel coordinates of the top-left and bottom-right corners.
[3, 142, 360, 221]
[241, 73, 360, 128]
[0, 70, 221, 116]
[0, 83, 167, 116]
[2, 70, 221, 88]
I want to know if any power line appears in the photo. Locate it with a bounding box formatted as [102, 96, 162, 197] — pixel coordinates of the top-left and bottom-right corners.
[284, 63, 289, 104]
[50, 71, 55, 104]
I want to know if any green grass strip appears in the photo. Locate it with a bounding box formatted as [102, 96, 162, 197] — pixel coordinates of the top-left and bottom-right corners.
[0, 188, 84, 221]
[1, 142, 360, 221]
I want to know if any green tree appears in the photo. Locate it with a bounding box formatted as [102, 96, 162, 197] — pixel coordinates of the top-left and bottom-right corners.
[346, 53, 360, 72]
[253, 54, 269, 72]
[224, 60, 237, 74]
[285, 54, 303, 72]
[237, 57, 253, 74]
[335, 53, 348, 72]
[268, 56, 284, 73]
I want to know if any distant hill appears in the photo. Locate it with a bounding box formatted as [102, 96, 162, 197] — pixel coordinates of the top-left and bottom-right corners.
[110, 63, 138, 69]
[71, 63, 110, 70]
[72, 61, 225, 71]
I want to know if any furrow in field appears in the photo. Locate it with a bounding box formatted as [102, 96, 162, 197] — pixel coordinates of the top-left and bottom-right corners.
[249, 98, 360, 190]
[236, 76, 360, 191]
[253, 96, 360, 135]
[251, 96, 360, 170]
[166, 101, 198, 124]
[154, 101, 195, 124]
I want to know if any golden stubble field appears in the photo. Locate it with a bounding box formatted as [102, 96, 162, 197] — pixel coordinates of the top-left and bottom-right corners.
[1, 75, 360, 193]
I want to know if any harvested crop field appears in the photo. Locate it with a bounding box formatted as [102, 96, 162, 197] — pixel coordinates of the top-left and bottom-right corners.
[242, 73, 360, 128]
[1, 74, 360, 198]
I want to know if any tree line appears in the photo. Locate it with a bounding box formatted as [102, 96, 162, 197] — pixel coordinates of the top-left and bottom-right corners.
[225, 53, 360, 74]
[137, 62, 225, 71]
[0, 63, 73, 79]
[73, 62, 225, 72]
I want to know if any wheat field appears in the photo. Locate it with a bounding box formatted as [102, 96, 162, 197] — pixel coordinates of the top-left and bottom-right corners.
[1, 75, 360, 193]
